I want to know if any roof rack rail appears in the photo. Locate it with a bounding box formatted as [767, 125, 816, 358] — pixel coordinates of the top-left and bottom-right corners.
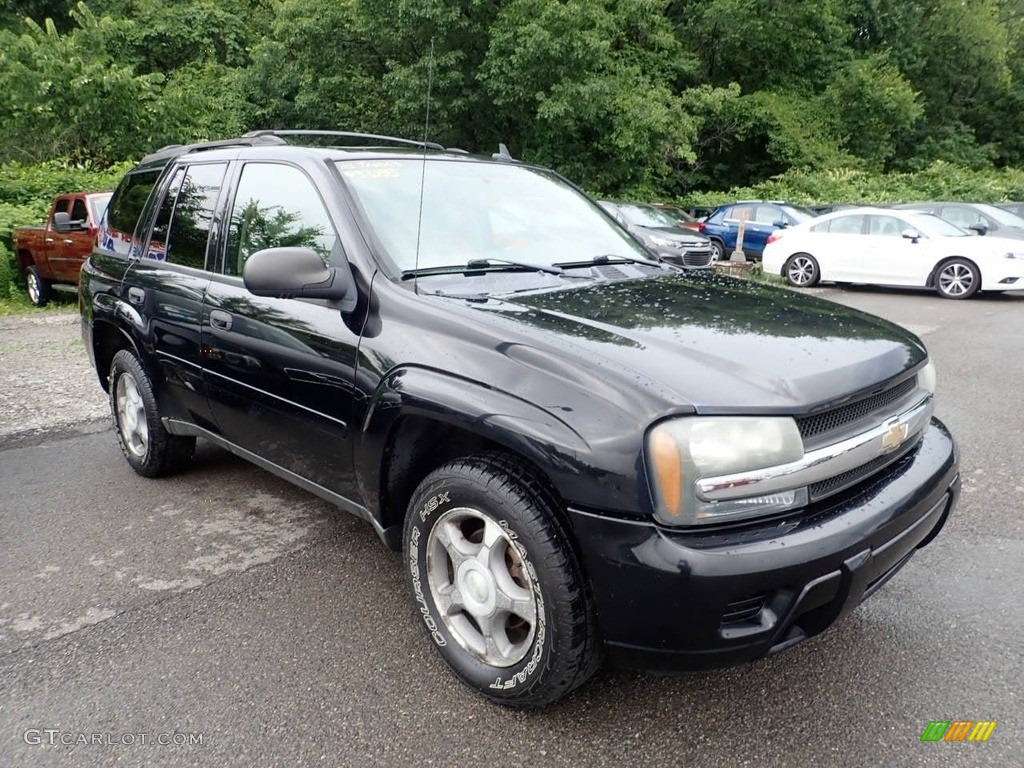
[243, 129, 446, 152]
[140, 134, 287, 165]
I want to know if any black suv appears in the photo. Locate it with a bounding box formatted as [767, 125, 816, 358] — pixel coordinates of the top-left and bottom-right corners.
[80, 131, 959, 708]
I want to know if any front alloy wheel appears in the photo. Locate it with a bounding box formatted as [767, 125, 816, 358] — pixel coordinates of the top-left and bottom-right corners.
[404, 454, 600, 708]
[936, 258, 980, 299]
[426, 507, 537, 667]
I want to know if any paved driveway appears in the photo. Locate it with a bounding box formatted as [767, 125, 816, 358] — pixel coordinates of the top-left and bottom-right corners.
[1, 288, 1021, 767]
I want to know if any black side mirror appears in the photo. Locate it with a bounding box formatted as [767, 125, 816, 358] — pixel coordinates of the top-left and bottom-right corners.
[53, 211, 71, 233]
[243, 247, 356, 310]
[968, 223, 988, 235]
[901, 229, 921, 243]
[773, 219, 788, 229]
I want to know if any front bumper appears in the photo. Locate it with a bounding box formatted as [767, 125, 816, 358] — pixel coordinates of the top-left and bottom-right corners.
[569, 417, 959, 671]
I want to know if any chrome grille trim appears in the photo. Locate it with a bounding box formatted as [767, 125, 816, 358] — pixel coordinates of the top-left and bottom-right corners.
[695, 395, 933, 502]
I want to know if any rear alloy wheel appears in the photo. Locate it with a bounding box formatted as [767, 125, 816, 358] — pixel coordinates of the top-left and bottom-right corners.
[109, 350, 195, 477]
[784, 253, 820, 287]
[404, 454, 600, 708]
[710, 239, 726, 262]
[935, 258, 980, 299]
[25, 265, 52, 307]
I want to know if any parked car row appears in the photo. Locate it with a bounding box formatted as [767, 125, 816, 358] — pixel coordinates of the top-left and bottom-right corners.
[597, 201, 714, 267]
[763, 207, 1024, 299]
[10, 182, 1024, 305]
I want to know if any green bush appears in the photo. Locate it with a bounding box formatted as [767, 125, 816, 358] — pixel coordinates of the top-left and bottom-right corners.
[0, 161, 131, 206]
[679, 162, 1024, 208]
[0, 160, 133, 252]
[0, 241, 19, 300]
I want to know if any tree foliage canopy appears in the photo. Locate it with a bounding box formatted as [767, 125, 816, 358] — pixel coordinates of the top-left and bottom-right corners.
[2, 0, 1024, 198]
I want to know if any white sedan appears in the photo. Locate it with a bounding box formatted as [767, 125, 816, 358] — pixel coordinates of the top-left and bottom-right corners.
[762, 207, 1024, 299]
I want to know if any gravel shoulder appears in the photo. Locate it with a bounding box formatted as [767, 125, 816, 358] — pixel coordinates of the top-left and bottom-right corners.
[0, 311, 109, 443]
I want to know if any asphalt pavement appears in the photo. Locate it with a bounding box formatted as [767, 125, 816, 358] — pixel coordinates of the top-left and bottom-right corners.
[0, 286, 1021, 767]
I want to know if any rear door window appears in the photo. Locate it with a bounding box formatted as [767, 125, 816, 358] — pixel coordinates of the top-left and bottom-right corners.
[148, 163, 227, 269]
[867, 215, 906, 237]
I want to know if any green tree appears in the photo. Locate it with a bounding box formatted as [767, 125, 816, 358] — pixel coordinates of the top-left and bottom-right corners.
[683, 0, 852, 93]
[821, 55, 922, 170]
[480, 0, 701, 195]
[0, 2, 245, 164]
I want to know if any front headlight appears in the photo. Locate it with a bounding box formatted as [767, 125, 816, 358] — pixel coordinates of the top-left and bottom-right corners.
[646, 417, 806, 526]
[918, 358, 937, 395]
[649, 235, 683, 248]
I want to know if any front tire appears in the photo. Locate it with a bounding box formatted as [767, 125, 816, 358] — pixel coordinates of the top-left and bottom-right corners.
[403, 454, 600, 708]
[784, 253, 820, 287]
[109, 350, 195, 477]
[25, 265, 52, 307]
[935, 258, 980, 299]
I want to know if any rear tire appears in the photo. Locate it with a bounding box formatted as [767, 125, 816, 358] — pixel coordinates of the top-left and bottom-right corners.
[403, 453, 600, 708]
[710, 239, 726, 263]
[25, 265, 52, 307]
[935, 258, 980, 299]
[109, 350, 195, 477]
[784, 253, 820, 287]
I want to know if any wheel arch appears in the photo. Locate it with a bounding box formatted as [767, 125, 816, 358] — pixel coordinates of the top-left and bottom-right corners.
[358, 367, 593, 551]
[16, 248, 35, 273]
[90, 318, 142, 392]
[927, 255, 980, 288]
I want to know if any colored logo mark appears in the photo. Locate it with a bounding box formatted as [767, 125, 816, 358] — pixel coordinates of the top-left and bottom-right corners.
[920, 721, 997, 742]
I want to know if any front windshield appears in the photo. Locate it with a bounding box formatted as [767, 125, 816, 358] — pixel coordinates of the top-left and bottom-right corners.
[336, 158, 649, 271]
[616, 204, 681, 228]
[907, 212, 970, 237]
[974, 202, 1024, 227]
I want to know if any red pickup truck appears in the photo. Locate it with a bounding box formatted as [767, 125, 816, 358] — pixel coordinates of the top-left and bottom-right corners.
[11, 191, 113, 306]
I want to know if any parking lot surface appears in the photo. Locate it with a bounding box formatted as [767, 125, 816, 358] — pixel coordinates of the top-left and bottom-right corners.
[1, 287, 1021, 767]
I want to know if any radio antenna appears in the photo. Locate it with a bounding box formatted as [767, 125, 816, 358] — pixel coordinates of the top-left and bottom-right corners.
[413, 37, 436, 296]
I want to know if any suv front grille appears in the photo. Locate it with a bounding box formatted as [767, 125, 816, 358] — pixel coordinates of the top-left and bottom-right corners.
[808, 435, 920, 502]
[682, 249, 714, 268]
[797, 376, 917, 444]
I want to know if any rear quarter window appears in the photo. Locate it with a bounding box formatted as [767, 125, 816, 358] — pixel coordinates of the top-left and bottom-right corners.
[102, 169, 162, 256]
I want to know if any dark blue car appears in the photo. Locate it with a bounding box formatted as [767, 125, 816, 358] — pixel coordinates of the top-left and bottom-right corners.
[700, 201, 817, 261]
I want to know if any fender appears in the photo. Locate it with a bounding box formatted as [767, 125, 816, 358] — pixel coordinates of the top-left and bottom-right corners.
[83, 275, 147, 390]
[356, 365, 598, 524]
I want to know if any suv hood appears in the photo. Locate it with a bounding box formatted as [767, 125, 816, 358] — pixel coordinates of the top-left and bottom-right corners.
[638, 225, 708, 245]
[485, 273, 925, 413]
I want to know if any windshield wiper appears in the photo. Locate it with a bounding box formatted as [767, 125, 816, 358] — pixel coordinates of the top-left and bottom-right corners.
[554, 253, 675, 269]
[403, 257, 573, 280]
[464, 257, 564, 274]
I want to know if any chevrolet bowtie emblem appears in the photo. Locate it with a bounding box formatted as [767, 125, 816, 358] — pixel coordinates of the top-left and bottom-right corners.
[881, 418, 909, 452]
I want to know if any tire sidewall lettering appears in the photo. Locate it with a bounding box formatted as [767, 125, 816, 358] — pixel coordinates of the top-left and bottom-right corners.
[407, 483, 548, 692]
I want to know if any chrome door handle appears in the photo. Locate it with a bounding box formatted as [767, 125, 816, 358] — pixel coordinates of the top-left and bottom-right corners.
[209, 309, 232, 331]
[63, 239, 74, 245]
